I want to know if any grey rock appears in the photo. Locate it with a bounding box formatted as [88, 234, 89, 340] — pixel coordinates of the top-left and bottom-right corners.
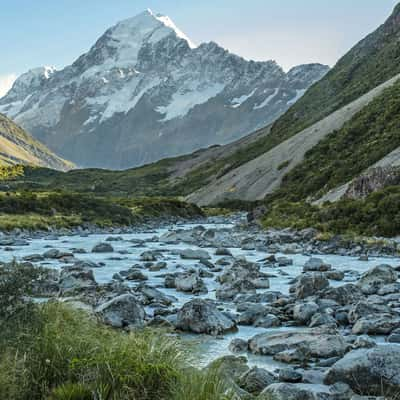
[259, 382, 353, 400]
[325, 345, 400, 395]
[356, 264, 397, 295]
[96, 294, 145, 328]
[293, 302, 319, 324]
[176, 299, 237, 335]
[304, 258, 331, 272]
[237, 366, 276, 395]
[92, 243, 114, 253]
[249, 328, 349, 359]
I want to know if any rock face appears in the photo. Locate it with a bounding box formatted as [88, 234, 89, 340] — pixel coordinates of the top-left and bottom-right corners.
[344, 166, 400, 199]
[175, 299, 236, 335]
[95, 294, 145, 328]
[324, 346, 400, 395]
[0, 10, 329, 169]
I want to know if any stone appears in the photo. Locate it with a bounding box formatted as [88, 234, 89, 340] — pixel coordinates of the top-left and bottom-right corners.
[140, 251, 158, 262]
[348, 301, 391, 324]
[176, 299, 237, 335]
[309, 313, 337, 328]
[303, 258, 332, 272]
[174, 272, 208, 294]
[352, 315, 400, 335]
[325, 345, 400, 395]
[95, 294, 145, 328]
[293, 273, 330, 299]
[356, 264, 397, 295]
[237, 366, 276, 395]
[249, 328, 349, 360]
[229, 338, 248, 353]
[215, 247, 232, 256]
[126, 269, 148, 281]
[321, 284, 364, 306]
[178, 249, 211, 260]
[59, 265, 97, 293]
[259, 382, 353, 400]
[278, 368, 303, 383]
[293, 302, 319, 324]
[92, 243, 114, 253]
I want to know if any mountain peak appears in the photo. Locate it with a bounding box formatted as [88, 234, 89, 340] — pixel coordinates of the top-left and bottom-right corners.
[110, 9, 196, 52]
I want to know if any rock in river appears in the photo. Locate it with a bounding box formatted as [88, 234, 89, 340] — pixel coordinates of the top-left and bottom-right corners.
[95, 294, 145, 328]
[176, 299, 237, 335]
[325, 345, 400, 396]
[92, 242, 114, 253]
[248, 328, 349, 360]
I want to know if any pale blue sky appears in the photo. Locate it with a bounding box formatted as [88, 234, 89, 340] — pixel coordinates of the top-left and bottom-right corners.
[0, 0, 398, 95]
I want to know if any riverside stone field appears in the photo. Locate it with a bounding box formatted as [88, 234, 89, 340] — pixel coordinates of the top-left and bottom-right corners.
[3, 213, 400, 398]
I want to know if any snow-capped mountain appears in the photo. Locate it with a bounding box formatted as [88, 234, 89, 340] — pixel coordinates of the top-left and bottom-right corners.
[0, 10, 329, 169]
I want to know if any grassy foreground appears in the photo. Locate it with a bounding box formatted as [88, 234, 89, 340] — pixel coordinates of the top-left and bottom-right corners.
[0, 263, 233, 400]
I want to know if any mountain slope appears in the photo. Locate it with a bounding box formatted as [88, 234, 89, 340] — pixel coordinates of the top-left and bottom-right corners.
[6, 123, 273, 196]
[0, 114, 73, 170]
[186, 73, 400, 205]
[184, 3, 400, 205]
[0, 10, 328, 169]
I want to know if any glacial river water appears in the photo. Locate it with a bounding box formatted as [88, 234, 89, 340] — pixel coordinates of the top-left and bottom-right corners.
[3, 219, 400, 370]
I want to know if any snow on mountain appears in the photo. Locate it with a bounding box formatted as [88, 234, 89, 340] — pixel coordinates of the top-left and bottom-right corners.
[0, 10, 329, 169]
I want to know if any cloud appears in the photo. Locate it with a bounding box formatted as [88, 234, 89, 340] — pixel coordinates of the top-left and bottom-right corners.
[0, 74, 17, 98]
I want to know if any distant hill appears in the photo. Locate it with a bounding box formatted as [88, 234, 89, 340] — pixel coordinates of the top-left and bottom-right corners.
[0, 113, 73, 170]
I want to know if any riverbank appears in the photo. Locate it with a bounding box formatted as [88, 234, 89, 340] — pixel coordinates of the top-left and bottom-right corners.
[1, 215, 400, 398]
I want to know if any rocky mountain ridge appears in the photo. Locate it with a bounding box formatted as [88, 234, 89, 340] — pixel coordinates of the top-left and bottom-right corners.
[0, 9, 328, 169]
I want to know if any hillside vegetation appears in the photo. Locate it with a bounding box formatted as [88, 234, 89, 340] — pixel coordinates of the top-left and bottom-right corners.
[0, 191, 203, 231]
[266, 79, 400, 203]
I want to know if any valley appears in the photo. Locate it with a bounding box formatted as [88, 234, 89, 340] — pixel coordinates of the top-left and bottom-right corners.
[1, 2, 400, 400]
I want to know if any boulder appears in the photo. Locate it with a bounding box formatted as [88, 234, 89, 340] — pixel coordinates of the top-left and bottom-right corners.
[174, 272, 208, 294]
[125, 269, 148, 281]
[92, 243, 114, 253]
[348, 301, 391, 324]
[259, 382, 353, 400]
[293, 302, 319, 324]
[293, 273, 330, 299]
[215, 247, 233, 256]
[278, 368, 302, 383]
[176, 299, 237, 335]
[136, 284, 175, 306]
[325, 345, 400, 395]
[309, 313, 337, 328]
[59, 265, 97, 293]
[356, 264, 397, 295]
[178, 249, 211, 260]
[95, 294, 145, 328]
[304, 258, 332, 272]
[140, 251, 158, 262]
[249, 328, 349, 360]
[352, 315, 400, 335]
[237, 366, 276, 395]
[229, 338, 249, 353]
[321, 284, 364, 306]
